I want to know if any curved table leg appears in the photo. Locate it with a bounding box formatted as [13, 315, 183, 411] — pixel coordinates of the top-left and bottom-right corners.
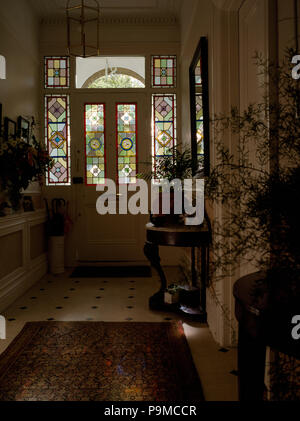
[144, 241, 167, 309]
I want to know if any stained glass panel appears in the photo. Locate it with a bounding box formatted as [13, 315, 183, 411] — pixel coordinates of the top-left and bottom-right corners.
[196, 94, 204, 159]
[85, 104, 106, 185]
[151, 56, 176, 88]
[195, 59, 202, 86]
[116, 103, 137, 184]
[45, 56, 70, 88]
[45, 95, 70, 185]
[152, 94, 176, 174]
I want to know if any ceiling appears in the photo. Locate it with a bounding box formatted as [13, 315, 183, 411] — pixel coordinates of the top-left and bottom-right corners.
[29, 0, 182, 20]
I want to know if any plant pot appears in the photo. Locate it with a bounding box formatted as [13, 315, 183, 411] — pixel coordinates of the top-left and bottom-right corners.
[164, 290, 179, 305]
[151, 190, 185, 226]
[179, 285, 201, 307]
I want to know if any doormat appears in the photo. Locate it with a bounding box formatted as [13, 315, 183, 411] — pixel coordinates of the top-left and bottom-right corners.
[70, 266, 151, 278]
[0, 321, 204, 401]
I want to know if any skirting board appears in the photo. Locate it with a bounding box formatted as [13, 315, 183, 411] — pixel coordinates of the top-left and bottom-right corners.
[0, 254, 47, 312]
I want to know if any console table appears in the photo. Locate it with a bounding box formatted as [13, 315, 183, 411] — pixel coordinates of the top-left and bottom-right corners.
[144, 222, 211, 322]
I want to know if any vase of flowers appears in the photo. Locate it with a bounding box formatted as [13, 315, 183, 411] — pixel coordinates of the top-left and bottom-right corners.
[0, 134, 53, 211]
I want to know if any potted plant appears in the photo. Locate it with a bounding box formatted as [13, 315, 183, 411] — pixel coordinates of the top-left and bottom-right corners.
[138, 144, 196, 225]
[174, 254, 201, 310]
[164, 284, 180, 305]
[205, 50, 300, 400]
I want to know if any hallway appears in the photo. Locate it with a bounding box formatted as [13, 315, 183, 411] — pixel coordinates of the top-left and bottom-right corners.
[0, 268, 237, 401]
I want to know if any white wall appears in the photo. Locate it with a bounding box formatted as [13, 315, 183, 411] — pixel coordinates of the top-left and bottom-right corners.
[0, 0, 40, 123]
[0, 1, 47, 311]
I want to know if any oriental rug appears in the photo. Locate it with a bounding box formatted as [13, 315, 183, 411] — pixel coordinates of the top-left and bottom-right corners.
[0, 321, 204, 401]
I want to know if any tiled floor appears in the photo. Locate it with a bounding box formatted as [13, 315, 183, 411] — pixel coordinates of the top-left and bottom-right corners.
[0, 268, 238, 401]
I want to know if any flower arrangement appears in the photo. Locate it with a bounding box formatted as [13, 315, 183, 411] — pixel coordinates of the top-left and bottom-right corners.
[0, 135, 53, 210]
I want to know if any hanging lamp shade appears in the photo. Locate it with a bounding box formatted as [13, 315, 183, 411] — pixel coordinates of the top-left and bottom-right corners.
[66, 0, 100, 58]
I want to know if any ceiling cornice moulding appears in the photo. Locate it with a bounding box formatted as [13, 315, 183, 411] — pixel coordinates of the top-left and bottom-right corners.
[212, 0, 244, 11]
[41, 15, 178, 26]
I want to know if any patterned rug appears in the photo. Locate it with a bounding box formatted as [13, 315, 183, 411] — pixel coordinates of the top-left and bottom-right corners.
[0, 321, 204, 401]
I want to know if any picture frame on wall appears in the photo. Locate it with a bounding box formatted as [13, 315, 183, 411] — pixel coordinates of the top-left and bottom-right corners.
[17, 116, 30, 143]
[3, 117, 16, 140]
[23, 195, 34, 212]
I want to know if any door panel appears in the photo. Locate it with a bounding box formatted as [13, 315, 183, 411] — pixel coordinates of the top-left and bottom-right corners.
[73, 93, 148, 262]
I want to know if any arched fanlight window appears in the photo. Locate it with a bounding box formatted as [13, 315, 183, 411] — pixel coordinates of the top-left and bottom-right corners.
[76, 57, 146, 88]
[0, 55, 6, 79]
[82, 68, 145, 88]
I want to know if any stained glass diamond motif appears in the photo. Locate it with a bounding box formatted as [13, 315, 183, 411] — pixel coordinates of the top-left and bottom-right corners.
[155, 100, 172, 117]
[121, 112, 132, 125]
[91, 165, 101, 177]
[49, 161, 68, 183]
[85, 104, 106, 185]
[49, 103, 65, 118]
[117, 104, 137, 184]
[122, 164, 133, 176]
[50, 131, 65, 149]
[151, 56, 176, 88]
[157, 130, 172, 147]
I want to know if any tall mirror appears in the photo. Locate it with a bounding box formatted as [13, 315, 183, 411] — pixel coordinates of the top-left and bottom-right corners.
[189, 37, 210, 176]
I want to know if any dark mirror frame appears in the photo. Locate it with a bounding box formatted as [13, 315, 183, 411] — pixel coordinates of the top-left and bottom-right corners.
[4, 117, 16, 140]
[189, 37, 210, 176]
[0, 103, 2, 135]
[17, 116, 30, 143]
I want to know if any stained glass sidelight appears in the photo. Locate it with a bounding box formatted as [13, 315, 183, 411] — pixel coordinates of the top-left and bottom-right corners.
[116, 103, 137, 184]
[151, 56, 176, 88]
[45, 95, 70, 185]
[196, 94, 204, 160]
[195, 59, 202, 86]
[85, 104, 106, 185]
[45, 57, 70, 88]
[152, 94, 176, 174]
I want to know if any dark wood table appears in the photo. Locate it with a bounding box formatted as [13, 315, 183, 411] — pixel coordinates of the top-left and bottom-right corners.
[144, 222, 210, 322]
[233, 272, 300, 400]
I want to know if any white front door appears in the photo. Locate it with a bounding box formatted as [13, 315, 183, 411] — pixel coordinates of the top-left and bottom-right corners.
[73, 92, 149, 263]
